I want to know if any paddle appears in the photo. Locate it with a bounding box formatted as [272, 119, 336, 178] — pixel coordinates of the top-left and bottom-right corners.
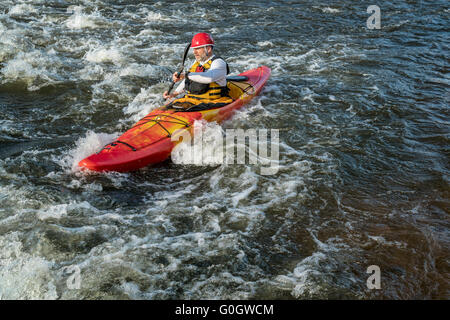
[167, 43, 191, 95]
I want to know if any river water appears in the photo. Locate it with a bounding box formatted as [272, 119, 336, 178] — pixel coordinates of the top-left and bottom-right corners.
[0, 0, 448, 299]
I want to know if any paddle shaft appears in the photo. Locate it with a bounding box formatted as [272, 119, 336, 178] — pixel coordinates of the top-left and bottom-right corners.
[167, 43, 191, 94]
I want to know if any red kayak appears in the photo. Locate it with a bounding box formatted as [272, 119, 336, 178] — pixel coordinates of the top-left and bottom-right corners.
[78, 66, 271, 172]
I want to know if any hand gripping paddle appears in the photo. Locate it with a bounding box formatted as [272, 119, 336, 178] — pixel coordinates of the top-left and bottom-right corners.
[167, 43, 191, 95]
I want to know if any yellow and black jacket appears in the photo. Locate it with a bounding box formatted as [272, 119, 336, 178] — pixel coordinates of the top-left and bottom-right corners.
[171, 56, 233, 110]
[185, 56, 230, 100]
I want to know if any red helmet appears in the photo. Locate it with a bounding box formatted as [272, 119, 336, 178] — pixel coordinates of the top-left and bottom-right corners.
[191, 32, 214, 48]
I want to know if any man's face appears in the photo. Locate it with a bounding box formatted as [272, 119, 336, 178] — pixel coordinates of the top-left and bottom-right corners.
[193, 46, 211, 63]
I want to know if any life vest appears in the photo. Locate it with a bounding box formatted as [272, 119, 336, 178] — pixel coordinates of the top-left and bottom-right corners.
[184, 56, 230, 102]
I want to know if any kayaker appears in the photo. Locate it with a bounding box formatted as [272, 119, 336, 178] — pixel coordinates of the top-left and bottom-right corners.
[163, 32, 233, 110]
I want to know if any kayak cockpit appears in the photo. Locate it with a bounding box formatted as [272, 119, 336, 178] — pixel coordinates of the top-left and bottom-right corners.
[166, 77, 254, 112]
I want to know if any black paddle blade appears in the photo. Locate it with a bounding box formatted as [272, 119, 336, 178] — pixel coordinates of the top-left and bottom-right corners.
[180, 43, 191, 69]
[167, 43, 191, 95]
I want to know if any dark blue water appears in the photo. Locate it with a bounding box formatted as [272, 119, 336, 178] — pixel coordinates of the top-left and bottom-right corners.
[0, 0, 448, 299]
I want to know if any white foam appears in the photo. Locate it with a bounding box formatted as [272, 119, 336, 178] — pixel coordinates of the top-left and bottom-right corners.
[267, 180, 299, 199]
[307, 59, 326, 73]
[78, 63, 104, 80]
[231, 54, 284, 74]
[261, 84, 284, 98]
[9, 4, 38, 16]
[119, 63, 165, 79]
[273, 251, 326, 298]
[119, 281, 141, 299]
[37, 201, 99, 220]
[137, 28, 163, 37]
[0, 232, 58, 300]
[367, 235, 407, 249]
[67, 179, 82, 189]
[257, 41, 274, 47]
[66, 6, 104, 29]
[84, 47, 123, 64]
[321, 7, 340, 13]
[145, 11, 166, 21]
[0, 180, 40, 216]
[0, 120, 16, 134]
[224, 99, 272, 127]
[59, 130, 119, 173]
[122, 86, 164, 122]
[231, 183, 257, 208]
[37, 203, 69, 220]
[1, 49, 65, 90]
[1, 51, 42, 81]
